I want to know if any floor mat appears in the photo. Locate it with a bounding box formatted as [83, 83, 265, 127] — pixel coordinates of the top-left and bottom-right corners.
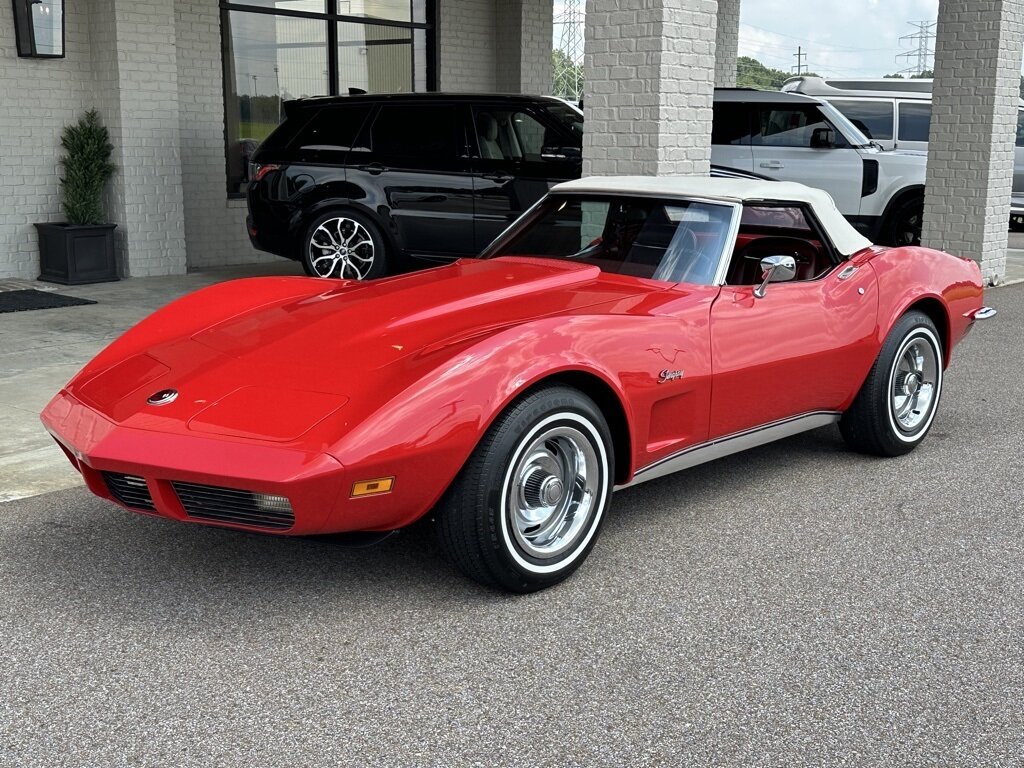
[0, 289, 97, 314]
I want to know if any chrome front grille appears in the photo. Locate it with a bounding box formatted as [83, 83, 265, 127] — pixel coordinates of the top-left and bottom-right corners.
[103, 472, 156, 512]
[172, 481, 295, 531]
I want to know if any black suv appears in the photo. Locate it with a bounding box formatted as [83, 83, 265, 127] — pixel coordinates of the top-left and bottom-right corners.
[246, 93, 584, 279]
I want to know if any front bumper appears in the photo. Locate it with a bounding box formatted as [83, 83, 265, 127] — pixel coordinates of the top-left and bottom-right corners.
[42, 390, 348, 535]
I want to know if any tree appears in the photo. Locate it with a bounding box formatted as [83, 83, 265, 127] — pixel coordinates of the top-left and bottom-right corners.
[60, 110, 116, 226]
[736, 56, 817, 90]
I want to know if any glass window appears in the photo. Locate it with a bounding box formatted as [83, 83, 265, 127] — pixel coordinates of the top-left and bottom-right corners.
[223, 9, 328, 194]
[221, 0, 433, 194]
[368, 104, 460, 159]
[829, 100, 894, 141]
[473, 108, 566, 162]
[488, 196, 735, 285]
[712, 103, 755, 145]
[754, 106, 843, 148]
[1017, 110, 1024, 148]
[337, 22, 413, 92]
[292, 104, 372, 153]
[898, 102, 931, 143]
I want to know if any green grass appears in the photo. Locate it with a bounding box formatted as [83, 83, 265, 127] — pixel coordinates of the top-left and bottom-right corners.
[238, 121, 280, 141]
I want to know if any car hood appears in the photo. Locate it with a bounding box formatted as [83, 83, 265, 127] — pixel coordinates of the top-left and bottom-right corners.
[65, 258, 664, 440]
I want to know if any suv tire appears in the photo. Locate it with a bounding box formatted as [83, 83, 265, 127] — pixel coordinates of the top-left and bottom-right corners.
[302, 210, 389, 280]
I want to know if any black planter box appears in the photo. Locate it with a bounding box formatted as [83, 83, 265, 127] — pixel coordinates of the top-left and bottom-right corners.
[35, 222, 119, 285]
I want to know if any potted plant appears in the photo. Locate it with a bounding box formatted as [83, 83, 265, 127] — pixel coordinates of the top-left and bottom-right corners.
[35, 109, 118, 284]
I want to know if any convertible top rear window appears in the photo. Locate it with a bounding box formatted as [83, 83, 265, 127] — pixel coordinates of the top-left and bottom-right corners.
[487, 195, 736, 285]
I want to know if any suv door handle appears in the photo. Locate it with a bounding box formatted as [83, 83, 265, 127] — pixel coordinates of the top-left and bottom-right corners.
[483, 173, 514, 184]
[759, 160, 784, 170]
[358, 163, 387, 175]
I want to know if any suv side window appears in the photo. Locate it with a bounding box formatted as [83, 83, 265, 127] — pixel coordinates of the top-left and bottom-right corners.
[829, 99, 893, 141]
[291, 104, 373, 157]
[364, 103, 464, 166]
[754, 106, 848, 148]
[712, 102, 755, 145]
[1015, 110, 1024, 147]
[472, 107, 565, 162]
[897, 102, 931, 142]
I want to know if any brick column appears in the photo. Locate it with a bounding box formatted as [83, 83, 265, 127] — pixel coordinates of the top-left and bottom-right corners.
[496, 0, 554, 94]
[715, 0, 740, 87]
[582, 0, 717, 176]
[921, 0, 1024, 285]
[88, 0, 187, 277]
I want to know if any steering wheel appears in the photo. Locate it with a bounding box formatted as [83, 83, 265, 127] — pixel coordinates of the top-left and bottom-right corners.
[732, 236, 819, 284]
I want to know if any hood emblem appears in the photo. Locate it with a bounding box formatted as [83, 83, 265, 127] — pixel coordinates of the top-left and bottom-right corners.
[147, 389, 178, 406]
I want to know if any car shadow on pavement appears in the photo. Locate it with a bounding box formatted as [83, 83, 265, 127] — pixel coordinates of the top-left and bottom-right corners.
[2, 424, 867, 619]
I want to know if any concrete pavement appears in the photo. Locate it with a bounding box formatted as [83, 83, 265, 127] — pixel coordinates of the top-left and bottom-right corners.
[0, 283, 1020, 766]
[0, 262, 304, 502]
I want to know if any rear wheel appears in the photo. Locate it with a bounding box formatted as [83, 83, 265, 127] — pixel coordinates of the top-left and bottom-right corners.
[437, 385, 614, 592]
[840, 311, 943, 456]
[302, 210, 388, 280]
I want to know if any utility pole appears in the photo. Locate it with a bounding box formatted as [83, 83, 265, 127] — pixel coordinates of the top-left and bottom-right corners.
[896, 20, 936, 76]
[791, 46, 807, 75]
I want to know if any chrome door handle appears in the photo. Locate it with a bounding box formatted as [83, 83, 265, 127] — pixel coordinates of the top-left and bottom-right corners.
[759, 160, 784, 169]
[838, 265, 858, 280]
[483, 173, 514, 184]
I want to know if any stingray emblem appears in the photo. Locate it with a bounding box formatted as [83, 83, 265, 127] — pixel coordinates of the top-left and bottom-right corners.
[658, 369, 684, 384]
[147, 389, 178, 406]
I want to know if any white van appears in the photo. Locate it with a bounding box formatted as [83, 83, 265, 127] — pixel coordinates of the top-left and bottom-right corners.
[782, 76, 1024, 223]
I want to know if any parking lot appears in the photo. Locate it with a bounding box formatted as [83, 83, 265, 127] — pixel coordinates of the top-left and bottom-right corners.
[0, 282, 1020, 766]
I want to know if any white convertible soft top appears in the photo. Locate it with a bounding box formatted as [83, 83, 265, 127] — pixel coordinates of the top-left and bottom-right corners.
[551, 176, 873, 257]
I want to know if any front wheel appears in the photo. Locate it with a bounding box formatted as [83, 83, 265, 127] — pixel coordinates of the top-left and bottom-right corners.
[884, 196, 924, 247]
[437, 386, 614, 592]
[840, 311, 943, 456]
[302, 210, 388, 280]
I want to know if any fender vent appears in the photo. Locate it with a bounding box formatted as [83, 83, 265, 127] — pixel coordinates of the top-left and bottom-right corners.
[172, 482, 294, 531]
[103, 472, 156, 512]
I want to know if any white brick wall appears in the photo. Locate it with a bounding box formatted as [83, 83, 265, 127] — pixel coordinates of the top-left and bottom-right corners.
[715, 0, 739, 87]
[496, 0, 554, 94]
[91, 0, 188, 278]
[440, 0, 498, 91]
[922, 0, 1024, 285]
[582, 0, 717, 176]
[0, 3, 94, 280]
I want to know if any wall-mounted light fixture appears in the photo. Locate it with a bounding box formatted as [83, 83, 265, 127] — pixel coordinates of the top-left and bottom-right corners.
[12, 0, 65, 58]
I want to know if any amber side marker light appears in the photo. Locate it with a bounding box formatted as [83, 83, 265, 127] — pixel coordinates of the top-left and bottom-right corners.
[351, 477, 395, 498]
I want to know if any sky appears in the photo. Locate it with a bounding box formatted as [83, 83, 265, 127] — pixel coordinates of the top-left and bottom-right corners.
[737, 0, 941, 78]
[554, 0, 960, 79]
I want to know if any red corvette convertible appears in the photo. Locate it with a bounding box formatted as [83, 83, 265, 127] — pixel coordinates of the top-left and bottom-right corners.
[42, 177, 994, 592]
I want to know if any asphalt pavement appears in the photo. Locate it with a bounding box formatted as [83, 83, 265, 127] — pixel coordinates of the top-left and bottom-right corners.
[1, 284, 1022, 767]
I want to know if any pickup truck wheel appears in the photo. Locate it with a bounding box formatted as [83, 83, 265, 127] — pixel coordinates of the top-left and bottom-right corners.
[302, 210, 388, 280]
[840, 311, 943, 456]
[437, 386, 613, 593]
[885, 197, 924, 247]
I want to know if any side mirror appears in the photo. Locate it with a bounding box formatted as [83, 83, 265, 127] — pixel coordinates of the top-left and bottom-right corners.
[810, 127, 835, 148]
[753, 255, 797, 298]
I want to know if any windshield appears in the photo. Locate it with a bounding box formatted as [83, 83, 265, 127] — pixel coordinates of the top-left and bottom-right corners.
[817, 101, 872, 147]
[485, 195, 737, 285]
[543, 101, 584, 141]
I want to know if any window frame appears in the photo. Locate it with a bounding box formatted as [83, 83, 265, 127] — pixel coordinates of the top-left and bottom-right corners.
[827, 98, 895, 142]
[220, 0, 436, 197]
[896, 100, 932, 144]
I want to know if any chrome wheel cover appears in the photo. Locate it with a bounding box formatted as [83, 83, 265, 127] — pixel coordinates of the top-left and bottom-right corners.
[308, 217, 375, 279]
[889, 330, 940, 437]
[505, 421, 601, 561]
